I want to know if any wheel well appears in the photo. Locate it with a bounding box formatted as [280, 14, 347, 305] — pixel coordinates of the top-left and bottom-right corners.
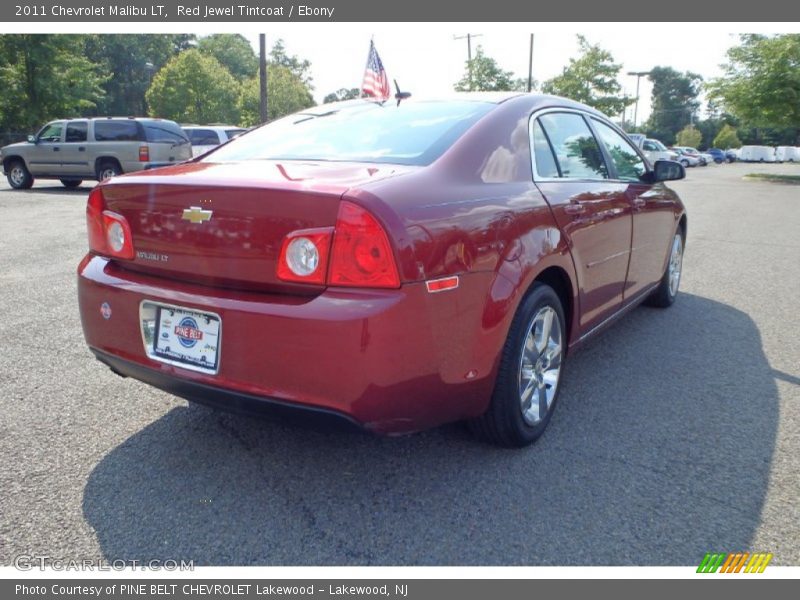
[3, 155, 25, 171]
[532, 266, 574, 345]
[95, 157, 122, 173]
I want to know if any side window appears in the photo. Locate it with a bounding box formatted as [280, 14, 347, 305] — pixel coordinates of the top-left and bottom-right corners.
[65, 122, 88, 143]
[592, 120, 647, 182]
[643, 141, 656, 151]
[531, 119, 559, 178]
[538, 113, 608, 179]
[37, 122, 63, 142]
[94, 121, 142, 142]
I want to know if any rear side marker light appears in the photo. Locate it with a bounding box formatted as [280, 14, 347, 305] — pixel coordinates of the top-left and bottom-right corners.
[426, 276, 459, 293]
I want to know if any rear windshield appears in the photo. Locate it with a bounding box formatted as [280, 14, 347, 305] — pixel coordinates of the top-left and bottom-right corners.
[203, 101, 495, 166]
[144, 121, 190, 144]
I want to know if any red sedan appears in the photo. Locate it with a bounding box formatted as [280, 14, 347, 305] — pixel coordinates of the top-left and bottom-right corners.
[78, 94, 686, 447]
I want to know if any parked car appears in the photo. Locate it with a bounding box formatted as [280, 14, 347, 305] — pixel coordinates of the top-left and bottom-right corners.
[1, 117, 192, 189]
[77, 94, 687, 447]
[725, 149, 738, 163]
[673, 146, 707, 166]
[739, 145, 776, 162]
[670, 147, 702, 167]
[706, 148, 726, 164]
[181, 125, 247, 157]
[641, 138, 679, 163]
[775, 146, 800, 162]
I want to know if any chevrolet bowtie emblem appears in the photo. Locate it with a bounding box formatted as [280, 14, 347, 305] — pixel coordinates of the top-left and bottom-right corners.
[181, 206, 213, 224]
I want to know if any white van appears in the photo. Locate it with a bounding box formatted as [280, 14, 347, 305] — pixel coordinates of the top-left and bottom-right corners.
[775, 146, 800, 162]
[739, 146, 776, 162]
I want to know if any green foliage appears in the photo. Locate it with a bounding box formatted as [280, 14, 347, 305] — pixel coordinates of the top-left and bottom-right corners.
[238, 64, 315, 127]
[708, 34, 800, 141]
[675, 125, 702, 148]
[644, 66, 703, 145]
[85, 34, 194, 116]
[541, 35, 633, 116]
[712, 124, 741, 149]
[270, 39, 314, 88]
[323, 88, 361, 103]
[0, 34, 107, 133]
[146, 49, 240, 124]
[197, 34, 257, 81]
[454, 46, 520, 92]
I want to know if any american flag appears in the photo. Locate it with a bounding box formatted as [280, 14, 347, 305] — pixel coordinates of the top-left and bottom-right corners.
[362, 40, 390, 99]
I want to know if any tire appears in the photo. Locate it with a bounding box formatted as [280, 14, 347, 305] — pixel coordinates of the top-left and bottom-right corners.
[6, 160, 34, 189]
[60, 179, 83, 188]
[96, 161, 121, 181]
[680, 159, 689, 168]
[646, 229, 684, 308]
[470, 283, 566, 447]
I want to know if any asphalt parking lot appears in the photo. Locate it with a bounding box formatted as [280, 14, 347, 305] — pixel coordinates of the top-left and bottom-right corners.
[1, 162, 798, 566]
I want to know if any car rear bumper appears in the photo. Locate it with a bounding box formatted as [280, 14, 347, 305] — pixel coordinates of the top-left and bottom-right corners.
[77, 255, 499, 434]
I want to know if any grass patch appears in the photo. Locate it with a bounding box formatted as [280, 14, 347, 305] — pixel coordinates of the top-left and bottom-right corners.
[744, 173, 800, 185]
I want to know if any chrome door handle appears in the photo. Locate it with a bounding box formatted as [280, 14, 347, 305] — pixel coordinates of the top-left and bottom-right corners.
[632, 197, 646, 208]
[564, 202, 586, 215]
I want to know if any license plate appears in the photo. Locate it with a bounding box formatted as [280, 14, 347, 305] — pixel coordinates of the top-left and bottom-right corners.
[142, 303, 221, 373]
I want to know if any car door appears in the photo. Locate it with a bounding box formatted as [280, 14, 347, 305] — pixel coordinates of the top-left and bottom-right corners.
[590, 118, 677, 300]
[60, 120, 92, 178]
[28, 121, 65, 175]
[531, 111, 633, 334]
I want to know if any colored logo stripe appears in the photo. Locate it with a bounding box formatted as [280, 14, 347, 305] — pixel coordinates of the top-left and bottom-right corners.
[697, 552, 773, 573]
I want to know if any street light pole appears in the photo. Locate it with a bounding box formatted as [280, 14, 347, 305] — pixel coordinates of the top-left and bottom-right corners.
[626, 70, 652, 130]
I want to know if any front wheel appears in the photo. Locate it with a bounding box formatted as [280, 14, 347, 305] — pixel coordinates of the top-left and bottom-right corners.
[680, 159, 689, 168]
[646, 231, 684, 308]
[470, 283, 566, 447]
[7, 160, 34, 189]
[60, 179, 83, 188]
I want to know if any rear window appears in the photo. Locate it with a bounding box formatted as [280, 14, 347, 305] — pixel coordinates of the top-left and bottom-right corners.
[144, 121, 190, 144]
[94, 121, 142, 142]
[204, 100, 495, 166]
[185, 129, 220, 145]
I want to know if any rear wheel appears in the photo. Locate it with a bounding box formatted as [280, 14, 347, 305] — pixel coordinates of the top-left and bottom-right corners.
[60, 179, 83, 188]
[7, 160, 34, 189]
[680, 159, 689, 168]
[646, 230, 684, 308]
[97, 161, 121, 181]
[470, 283, 566, 447]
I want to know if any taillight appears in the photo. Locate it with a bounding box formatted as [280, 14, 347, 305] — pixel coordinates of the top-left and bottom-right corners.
[275, 201, 400, 289]
[86, 187, 135, 259]
[328, 201, 400, 288]
[276, 228, 333, 285]
[138, 145, 149, 162]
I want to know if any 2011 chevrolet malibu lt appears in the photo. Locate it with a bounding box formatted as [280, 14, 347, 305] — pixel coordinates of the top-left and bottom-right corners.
[78, 93, 687, 447]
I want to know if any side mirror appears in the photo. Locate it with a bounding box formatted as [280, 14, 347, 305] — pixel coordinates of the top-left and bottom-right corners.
[652, 159, 685, 182]
[27, 135, 37, 144]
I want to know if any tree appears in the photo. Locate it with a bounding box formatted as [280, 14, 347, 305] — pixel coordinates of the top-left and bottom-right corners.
[454, 46, 522, 92]
[323, 88, 361, 103]
[541, 35, 633, 115]
[0, 35, 107, 133]
[270, 39, 313, 88]
[644, 66, 702, 145]
[197, 34, 257, 81]
[675, 125, 702, 148]
[238, 64, 315, 126]
[708, 34, 800, 143]
[146, 49, 240, 124]
[85, 34, 194, 116]
[713, 124, 742, 149]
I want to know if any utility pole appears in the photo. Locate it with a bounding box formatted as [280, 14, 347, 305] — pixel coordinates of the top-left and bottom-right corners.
[454, 33, 482, 91]
[259, 34, 268, 124]
[626, 70, 651, 130]
[527, 34, 534, 93]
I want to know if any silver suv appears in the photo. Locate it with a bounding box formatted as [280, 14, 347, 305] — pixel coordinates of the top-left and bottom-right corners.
[1, 117, 192, 189]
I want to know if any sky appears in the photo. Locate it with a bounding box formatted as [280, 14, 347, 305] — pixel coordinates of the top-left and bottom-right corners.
[237, 24, 752, 123]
